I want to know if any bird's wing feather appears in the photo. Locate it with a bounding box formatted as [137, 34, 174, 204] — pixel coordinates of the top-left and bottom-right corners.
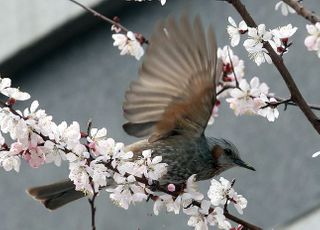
[123, 15, 219, 142]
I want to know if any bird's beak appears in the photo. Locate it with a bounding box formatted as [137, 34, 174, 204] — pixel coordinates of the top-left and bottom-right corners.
[234, 159, 256, 171]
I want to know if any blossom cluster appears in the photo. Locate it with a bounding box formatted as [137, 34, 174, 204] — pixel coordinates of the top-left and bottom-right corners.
[112, 29, 144, 60]
[273, 1, 320, 59]
[208, 46, 280, 123]
[153, 175, 247, 230]
[0, 77, 249, 229]
[227, 17, 297, 65]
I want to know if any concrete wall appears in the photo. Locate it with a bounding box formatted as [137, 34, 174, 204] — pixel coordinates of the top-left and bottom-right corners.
[0, 0, 102, 63]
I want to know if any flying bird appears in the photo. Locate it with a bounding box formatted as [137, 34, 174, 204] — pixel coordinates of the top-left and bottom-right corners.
[27, 15, 255, 210]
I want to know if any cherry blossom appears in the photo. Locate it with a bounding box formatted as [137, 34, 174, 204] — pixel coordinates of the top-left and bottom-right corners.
[226, 77, 269, 115]
[0, 151, 21, 172]
[86, 160, 111, 191]
[243, 24, 272, 48]
[208, 177, 234, 206]
[275, 1, 296, 16]
[258, 95, 280, 122]
[232, 193, 248, 215]
[312, 151, 320, 158]
[160, 0, 166, 5]
[138, 149, 168, 183]
[208, 207, 232, 230]
[184, 206, 209, 230]
[112, 31, 144, 60]
[69, 160, 92, 194]
[305, 23, 320, 58]
[217, 46, 245, 87]
[0, 78, 11, 91]
[43, 140, 65, 166]
[227, 17, 247, 47]
[106, 174, 147, 209]
[1, 87, 30, 101]
[246, 43, 272, 66]
[272, 24, 297, 41]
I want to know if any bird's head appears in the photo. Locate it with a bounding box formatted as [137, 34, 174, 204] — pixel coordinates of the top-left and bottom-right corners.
[208, 138, 255, 172]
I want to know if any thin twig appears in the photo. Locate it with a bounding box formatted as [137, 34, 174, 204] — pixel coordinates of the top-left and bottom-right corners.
[282, 0, 320, 24]
[88, 192, 98, 230]
[261, 97, 292, 110]
[227, 46, 239, 88]
[216, 85, 235, 96]
[67, 0, 149, 44]
[224, 0, 320, 134]
[68, 0, 129, 32]
[215, 84, 320, 111]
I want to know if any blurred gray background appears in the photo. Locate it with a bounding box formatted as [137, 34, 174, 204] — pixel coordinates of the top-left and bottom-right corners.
[0, 0, 319, 229]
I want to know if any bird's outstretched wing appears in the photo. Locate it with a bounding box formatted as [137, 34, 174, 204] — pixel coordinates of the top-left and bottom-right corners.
[123, 15, 220, 142]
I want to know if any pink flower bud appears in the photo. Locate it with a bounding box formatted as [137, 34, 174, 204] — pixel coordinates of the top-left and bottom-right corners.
[167, 183, 176, 192]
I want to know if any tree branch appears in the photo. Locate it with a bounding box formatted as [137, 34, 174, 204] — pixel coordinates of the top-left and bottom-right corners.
[224, 0, 320, 134]
[282, 0, 320, 24]
[88, 192, 98, 230]
[0, 99, 261, 229]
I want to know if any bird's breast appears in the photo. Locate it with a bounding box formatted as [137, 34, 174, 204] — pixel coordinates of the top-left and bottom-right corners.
[125, 136, 215, 184]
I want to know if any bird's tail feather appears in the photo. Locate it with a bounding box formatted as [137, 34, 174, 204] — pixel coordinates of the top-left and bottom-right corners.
[27, 180, 85, 210]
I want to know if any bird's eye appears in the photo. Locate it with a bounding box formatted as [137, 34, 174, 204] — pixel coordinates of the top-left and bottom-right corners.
[225, 149, 232, 156]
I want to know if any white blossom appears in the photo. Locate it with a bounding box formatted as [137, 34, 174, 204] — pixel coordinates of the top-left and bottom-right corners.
[107, 174, 147, 209]
[86, 159, 111, 191]
[153, 194, 175, 215]
[272, 24, 297, 41]
[208, 177, 234, 206]
[139, 149, 167, 183]
[43, 140, 66, 166]
[208, 102, 220, 125]
[246, 43, 272, 66]
[181, 174, 204, 206]
[217, 46, 245, 87]
[275, 1, 296, 16]
[226, 77, 269, 116]
[1, 87, 30, 101]
[0, 151, 21, 172]
[207, 207, 232, 230]
[184, 206, 209, 230]
[227, 17, 247, 47]
[87, 127, 115, 157]
[312, 151, 320, 158]
[258, 95, 280, 122]
[58, 121, 82, 151]
[243, 24, 272, 48]
[112, 31, 144, 60]
[0, 78, 11, 92]
[232, 194, 247, 215]
[69, 160, 92, 194]
[305, 23, 320, 58]
[0, 131, 4, 146]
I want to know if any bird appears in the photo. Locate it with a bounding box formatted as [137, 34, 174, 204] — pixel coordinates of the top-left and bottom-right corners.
[27, 15, 255, 210]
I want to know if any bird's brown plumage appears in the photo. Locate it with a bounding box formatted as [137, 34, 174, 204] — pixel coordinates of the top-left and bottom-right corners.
[123, 15, 220, 142]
